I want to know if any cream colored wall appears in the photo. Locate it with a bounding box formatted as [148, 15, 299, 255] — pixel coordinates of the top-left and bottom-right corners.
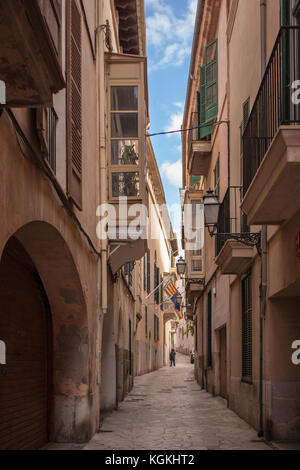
[266, 0, 281, 61]
[228, 0, 261, 188]
[135, 171, 172, 375]
[175, 318, 194, 356]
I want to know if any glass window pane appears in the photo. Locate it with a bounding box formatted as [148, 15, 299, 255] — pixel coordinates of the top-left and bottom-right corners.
[112, 172, 140, 197]
[111, 86, 138, 111]
[192, 249, 202, 257]
[192, 200, 203, 228]
[192, 259, 202, 272]
[111, 113, 138, 138]
[111, 140, 139, 165]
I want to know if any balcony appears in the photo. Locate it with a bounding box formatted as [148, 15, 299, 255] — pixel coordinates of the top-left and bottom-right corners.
[163, 301, 178, 323]
[215, 187, 257, 276]
[242, 26, 300, 225]
[0, 0, 65, 106]
[185, 278, 205, 301]
[187, 112, 212, 176]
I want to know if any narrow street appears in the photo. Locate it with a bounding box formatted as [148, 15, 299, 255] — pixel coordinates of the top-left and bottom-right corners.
[46, 354, 271, 451]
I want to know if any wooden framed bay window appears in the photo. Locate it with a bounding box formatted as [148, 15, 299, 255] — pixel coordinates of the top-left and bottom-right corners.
[189, 199, 204, 275]
[106, 53, 147, 204]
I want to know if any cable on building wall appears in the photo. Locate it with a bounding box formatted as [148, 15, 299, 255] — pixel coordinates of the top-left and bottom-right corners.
[3, 107, 102, 259]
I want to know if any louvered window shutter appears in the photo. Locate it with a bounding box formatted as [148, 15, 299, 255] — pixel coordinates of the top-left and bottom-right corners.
[242, 274, 253, 382]
[144, 254, 146, 291]
[36, 108, 49, 156]
[199, 65, 211, 139]
[205, 39, 218, 121]
[67, 0, 82, 210]
[147, 250, 150, 293]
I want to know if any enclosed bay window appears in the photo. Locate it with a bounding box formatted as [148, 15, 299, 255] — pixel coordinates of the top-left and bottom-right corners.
[105, 52, 148, 274]
[110, 85, 141, 198]
[189, 199, 204, 275]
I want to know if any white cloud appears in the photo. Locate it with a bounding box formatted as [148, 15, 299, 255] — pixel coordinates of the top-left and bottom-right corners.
[163, 102, 184, 136]
[146, 0, 197, 71]
[160, 160, 182, 188]
[164, 112, 183, 134]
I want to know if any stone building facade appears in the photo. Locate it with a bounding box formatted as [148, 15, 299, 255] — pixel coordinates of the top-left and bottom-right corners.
[182, 0, 300, 442]
[0, 0, 176, 449]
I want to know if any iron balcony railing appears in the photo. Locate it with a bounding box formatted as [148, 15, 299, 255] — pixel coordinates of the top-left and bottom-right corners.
[243, 26, 300, 195]
[216, 188, 230, 256]
[216, 186, 250, 256]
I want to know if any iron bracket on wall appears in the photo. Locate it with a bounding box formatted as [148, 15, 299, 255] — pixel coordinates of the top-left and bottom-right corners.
[185, 278, 206, 286]
[215, 232, 262, 254]
[95, 20, 113, 56]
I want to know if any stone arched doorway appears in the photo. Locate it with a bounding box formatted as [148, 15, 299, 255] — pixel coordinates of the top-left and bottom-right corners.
[0, 222, 91, 447]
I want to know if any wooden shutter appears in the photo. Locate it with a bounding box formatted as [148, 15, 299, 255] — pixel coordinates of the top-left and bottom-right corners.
[207, 291, 212, 367]
[145, 306, 148, 337]
[199, 65, 211, 139]
[144, 255, 146, 291]
[36, 108, 49, 156]
[160, 274, 163, 310]
[154, 265, 160, 304]
[147, 249, 150, 293]
[205, 39, 218, 122]
[67, 0, 82, 210]
[242, 274, 253, 382]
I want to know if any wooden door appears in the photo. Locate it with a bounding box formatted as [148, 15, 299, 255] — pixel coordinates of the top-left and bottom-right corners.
[220, 327, 227, 399]
[0, 238, 50, 450]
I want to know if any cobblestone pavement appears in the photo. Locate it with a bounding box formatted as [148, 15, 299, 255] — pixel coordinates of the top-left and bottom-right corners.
[81, 353, 271, 451]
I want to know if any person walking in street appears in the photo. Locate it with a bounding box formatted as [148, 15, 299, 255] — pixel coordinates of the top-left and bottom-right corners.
[170, 349, 176, 367]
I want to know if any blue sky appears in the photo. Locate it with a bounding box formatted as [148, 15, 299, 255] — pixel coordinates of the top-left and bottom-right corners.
[145, 0, 197, 218]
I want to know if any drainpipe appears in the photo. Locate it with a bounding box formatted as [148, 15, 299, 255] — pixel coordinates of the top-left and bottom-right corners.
[96, 0, 108, 423]
[97, 4, 108, 317]
[259, 0, 267, 439]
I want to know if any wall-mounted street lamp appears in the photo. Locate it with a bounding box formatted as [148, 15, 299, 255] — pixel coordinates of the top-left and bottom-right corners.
[176, 257, 205, 287]
[203, 189, 261, 252]
[176, 257, 186, 277]
[175, 293, 183, 305]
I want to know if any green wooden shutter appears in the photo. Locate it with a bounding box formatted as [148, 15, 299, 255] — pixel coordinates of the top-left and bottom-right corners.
[205, 39, 218, 122]
[154, 265, 160, 304]
[200, 64, 212, 139]
[160, 274, 163, 310]
[207, 291, 212, 368]
[196, 90, 201, 141]
[144, 254, 146, 291]
[147, 249, 150, 293]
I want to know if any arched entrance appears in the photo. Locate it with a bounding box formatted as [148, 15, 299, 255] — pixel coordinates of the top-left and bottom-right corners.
[0, 221, 91, 447]
[0, 237, 52, 450]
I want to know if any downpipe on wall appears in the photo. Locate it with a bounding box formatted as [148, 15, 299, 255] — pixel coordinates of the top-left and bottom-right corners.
[258, 0, 267, 439]
[96, 0, 109, 426]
